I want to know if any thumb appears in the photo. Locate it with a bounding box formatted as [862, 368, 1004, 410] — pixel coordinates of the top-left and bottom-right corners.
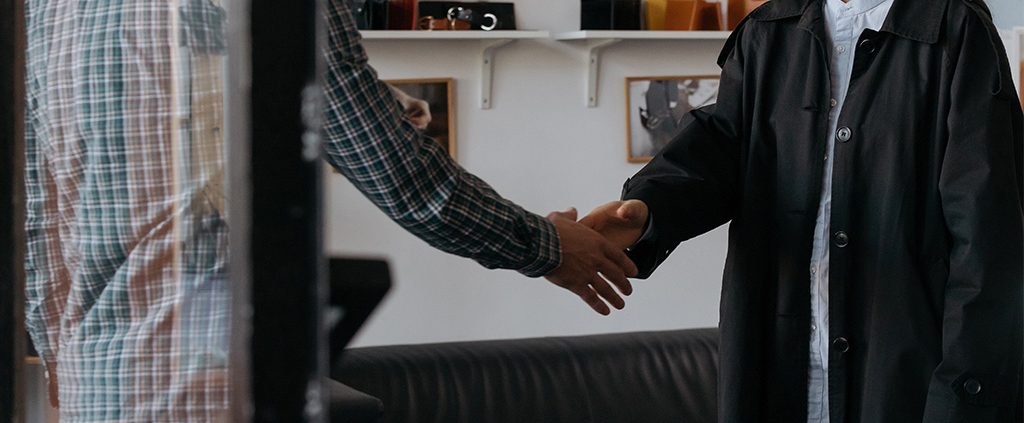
[616, 200, 648, 226]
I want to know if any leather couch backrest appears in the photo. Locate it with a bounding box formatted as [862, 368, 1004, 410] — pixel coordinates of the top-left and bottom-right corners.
[333, 328, 720, 423]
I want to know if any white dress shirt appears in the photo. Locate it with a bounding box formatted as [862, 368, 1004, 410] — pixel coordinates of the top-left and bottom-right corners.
[808, 0, 893, 422]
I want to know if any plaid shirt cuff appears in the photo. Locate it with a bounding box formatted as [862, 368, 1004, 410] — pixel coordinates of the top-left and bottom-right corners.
[516, 213, 562, 278]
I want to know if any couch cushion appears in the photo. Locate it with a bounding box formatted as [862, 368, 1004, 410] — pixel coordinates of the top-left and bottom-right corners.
[333, 328, 719, 423]
[329, 379, 384, 423]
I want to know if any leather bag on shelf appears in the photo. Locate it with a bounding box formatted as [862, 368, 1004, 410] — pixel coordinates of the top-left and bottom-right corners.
[387, 0, 418, 30]
[727, 0, 768, 29]
[664, 0, 723, 30]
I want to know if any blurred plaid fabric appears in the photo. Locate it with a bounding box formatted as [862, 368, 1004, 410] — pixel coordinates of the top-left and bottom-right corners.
[24, 0, 558, 421]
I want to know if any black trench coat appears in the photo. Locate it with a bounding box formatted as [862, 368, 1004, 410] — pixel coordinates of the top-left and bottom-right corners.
[622, 0, 1023, 422]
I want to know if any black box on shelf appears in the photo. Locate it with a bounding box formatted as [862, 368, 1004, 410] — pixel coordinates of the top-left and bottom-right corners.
[351, 0, 390, 30]
[581, 0, 642, 30]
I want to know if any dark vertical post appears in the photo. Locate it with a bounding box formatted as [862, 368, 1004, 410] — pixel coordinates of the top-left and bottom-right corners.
[249, 0, 326, 421]
[0, 0, 26, 421]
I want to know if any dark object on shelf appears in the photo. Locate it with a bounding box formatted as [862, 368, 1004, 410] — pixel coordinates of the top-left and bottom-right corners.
[351, 0, 390, 30]
[387, 0, 418, 30]
[580, 0, 642, 30]
[417, 1, 517, 31]
[334, 328, 720, 423]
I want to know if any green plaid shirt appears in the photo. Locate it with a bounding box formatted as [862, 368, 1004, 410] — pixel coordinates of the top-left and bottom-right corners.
[24, 0, 559, 421]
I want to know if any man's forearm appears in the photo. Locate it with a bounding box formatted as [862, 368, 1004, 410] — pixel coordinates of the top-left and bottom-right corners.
[319, 0, 560, 276]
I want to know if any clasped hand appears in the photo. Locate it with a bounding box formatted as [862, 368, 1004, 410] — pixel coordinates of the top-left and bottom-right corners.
[544, 200, 650, 315]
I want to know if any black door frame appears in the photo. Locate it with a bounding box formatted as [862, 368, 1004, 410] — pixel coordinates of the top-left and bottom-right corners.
[0, 0, 26, 420]
[234, 0, 328, 421]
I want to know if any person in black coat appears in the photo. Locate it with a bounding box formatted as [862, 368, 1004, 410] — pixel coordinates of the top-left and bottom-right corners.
[582, 0, 1023, 421]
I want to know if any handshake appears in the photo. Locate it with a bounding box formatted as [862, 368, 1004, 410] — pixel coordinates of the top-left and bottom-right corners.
[543, 199, 651, 316]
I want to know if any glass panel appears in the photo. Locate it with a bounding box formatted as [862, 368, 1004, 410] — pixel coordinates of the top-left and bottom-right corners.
[21, 0, 236, 420]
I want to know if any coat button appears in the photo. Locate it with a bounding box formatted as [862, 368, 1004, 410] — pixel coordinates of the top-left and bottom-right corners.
[833, 231, 849, 248]
[837, 126, 852, 142]
[859, 39, 877, 54]
[830, 98, 838, 108]
[964, 378, 982, 395]
[833, 337, 850, 353]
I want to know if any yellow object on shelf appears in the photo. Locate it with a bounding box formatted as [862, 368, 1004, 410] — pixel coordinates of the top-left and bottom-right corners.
[646, 0, 668, 30]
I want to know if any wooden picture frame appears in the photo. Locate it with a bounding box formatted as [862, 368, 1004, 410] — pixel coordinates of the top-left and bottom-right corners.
[626, 75, 720, 163]
[385, 78, 457, 160]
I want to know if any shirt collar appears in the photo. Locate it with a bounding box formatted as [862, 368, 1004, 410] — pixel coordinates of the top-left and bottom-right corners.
[749, 0, 949, 44]
[825, 0, 889, 17]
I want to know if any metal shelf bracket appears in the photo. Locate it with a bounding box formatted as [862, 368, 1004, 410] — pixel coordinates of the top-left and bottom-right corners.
[585, 39, 622, 107]
[480, 39, 515, 109]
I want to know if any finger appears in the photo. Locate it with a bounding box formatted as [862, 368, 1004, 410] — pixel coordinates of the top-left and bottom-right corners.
[591, 274, 625, 309]
[604, 244, 639, 282]
[547, 207, 578, 222]
[563, 207, 578, 221]
[569, 284, 611, 316]
[599, 255, 634, 295]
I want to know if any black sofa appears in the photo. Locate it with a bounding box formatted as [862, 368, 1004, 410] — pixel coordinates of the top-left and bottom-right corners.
[331, 328, 720, 423]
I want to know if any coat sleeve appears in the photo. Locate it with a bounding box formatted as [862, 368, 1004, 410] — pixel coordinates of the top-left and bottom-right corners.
[620, 22, 749, 278]
[922, 8, 1024, 422]
[320, 0, 560, 278]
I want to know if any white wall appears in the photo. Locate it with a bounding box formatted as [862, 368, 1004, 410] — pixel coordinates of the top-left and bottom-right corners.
[329, 0, 731, 347]
[990, 0, 1024, 29]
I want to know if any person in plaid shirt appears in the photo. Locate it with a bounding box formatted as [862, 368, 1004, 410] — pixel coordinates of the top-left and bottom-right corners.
[24, 0, 636, 421]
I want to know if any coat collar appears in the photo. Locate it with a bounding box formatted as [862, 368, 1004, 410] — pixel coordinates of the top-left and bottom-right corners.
[747, 0, 950, 44]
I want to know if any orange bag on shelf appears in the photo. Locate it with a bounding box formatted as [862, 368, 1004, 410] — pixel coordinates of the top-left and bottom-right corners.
[664, 0, 723, 30]
[728, 0, 768, 30]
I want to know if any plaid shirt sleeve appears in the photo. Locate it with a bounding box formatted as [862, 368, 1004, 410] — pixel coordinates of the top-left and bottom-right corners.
[23, 96, 71, 377]
[321, 0, 561, 277]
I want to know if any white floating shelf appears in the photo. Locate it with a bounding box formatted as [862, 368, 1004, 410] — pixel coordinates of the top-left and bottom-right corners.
[552, 30, 731, 41]
[554, 30, 731, 107]
[360, 30, 550, 109]
[360, 30, 550, 40]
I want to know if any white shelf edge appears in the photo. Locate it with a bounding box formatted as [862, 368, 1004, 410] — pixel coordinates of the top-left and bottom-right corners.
[359, 31, 549, 109]
[552, 30, 730, 107]
[360, 30, 550, 40]
[552, 30, 732, 41]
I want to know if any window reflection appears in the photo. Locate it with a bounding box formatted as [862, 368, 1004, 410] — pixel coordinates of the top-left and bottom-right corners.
[23, 0, 232, 420]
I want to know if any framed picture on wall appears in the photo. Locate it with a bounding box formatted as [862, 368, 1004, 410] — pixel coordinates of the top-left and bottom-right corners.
[626, 75, 720, 163]
[386, 78, 457, 159]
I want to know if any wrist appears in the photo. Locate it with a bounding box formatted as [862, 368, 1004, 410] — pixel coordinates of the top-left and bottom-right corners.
[516, 213, 562, 278]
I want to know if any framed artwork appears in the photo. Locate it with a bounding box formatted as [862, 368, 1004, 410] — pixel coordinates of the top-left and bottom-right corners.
[626, 75, 720, 163]
[386, 78, 457, 159]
